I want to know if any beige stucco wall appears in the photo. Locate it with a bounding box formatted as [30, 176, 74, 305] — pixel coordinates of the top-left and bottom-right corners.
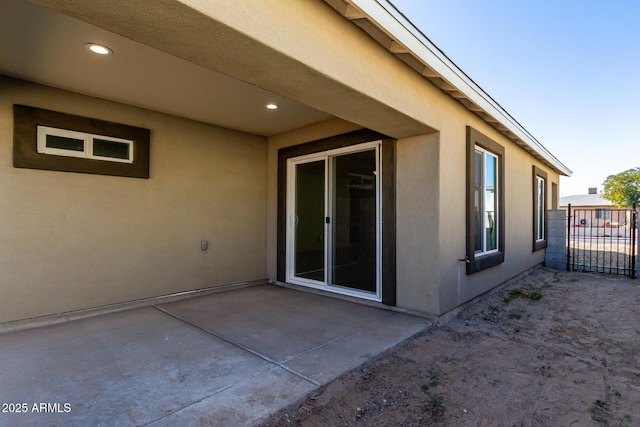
[3, 0, 566, 321]
[252, 0, 563, 315]
[266, 124, 445, 315]
[395, 133, 441, 313]
[436, 111, 561, 315]
[0, 77, 267, 323]
[263, 86, 560, 317]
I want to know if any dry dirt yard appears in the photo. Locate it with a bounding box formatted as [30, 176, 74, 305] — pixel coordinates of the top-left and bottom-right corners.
[261, 268, 640, 426]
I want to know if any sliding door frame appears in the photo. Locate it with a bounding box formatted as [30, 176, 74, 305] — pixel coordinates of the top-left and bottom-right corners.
[285, 142, 381, 300]
[277, 129, 397, 306]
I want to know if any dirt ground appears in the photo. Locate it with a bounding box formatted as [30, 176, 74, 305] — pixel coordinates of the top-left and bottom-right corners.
[261, 268, 640, 426]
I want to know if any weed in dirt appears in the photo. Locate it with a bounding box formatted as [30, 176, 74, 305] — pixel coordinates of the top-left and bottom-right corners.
[504, 288, 543, 304]
[590, 389, 633, 427]
[590, 399, 610, 425]
[427, 368, 439, 387]
[421, 385, 445, 415]
[538, 365, 552, 378]
[508, 312, 522, 320]
[421, 371, 445, 418]
[483, 305, 501, 321]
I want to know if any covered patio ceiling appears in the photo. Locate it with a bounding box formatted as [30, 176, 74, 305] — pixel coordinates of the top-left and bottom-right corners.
[0, 0, 333, 137]
[2, 0, 436, 140]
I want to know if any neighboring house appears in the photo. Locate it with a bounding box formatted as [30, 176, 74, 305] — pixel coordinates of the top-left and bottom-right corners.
[0, 0, 571, 325]
[561, 191, 627, 229]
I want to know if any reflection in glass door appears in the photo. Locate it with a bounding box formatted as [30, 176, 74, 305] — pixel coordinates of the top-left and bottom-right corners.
[330, 150, 377, 293]
[286, 142, 380, 300]
[293, 160, 325, 282]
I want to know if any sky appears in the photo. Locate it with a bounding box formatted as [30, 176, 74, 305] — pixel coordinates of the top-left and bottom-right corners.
[389, 0, 640, 197]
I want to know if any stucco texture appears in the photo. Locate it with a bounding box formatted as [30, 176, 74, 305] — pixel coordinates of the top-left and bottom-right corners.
[1, 0, 565, 322]
[0, 77, 267, 323]
[437, 115, 560, 315]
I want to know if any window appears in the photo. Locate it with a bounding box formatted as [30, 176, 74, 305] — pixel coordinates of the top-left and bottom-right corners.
[595, 209, 611, 220]
[466, 127, 504, 274]
[532, 166, 547, 251]
[474, 146, 499, 254]
[13, 104, 150, 178]
[37, 126, 134, 163]
[535, 177, 544, 239]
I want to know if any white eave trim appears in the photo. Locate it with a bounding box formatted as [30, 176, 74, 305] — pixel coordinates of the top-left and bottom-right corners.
[337, 0, 572, 176]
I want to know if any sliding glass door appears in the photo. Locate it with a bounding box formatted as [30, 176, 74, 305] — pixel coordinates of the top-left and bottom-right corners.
[293, 159, 325, 282]
[286, 142, 381, 300]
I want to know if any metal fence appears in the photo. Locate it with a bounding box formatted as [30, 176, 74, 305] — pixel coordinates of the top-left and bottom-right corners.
[566, 204, 637, 278]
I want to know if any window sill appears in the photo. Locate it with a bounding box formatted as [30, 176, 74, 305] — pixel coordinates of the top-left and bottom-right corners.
[467, 251, 504, 274]
[533, 240, 548, 252]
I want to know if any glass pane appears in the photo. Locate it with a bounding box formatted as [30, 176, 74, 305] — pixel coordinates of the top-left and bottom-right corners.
[331, 150, 377, 293]
[46, 134, 84, 152]
[537, 177, 544, 240]
[474, 150, 483, 252]
[484, 152, 498, 251]
[294, 160, 325, 281]
[93, 138, 130, 160]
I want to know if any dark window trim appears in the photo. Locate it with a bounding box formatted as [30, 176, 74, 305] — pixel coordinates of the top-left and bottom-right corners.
[466, 126, 505, 274]
[532, 166, 548, 251]
[13, 105, 150, 178]
[277, 129, 397, 306]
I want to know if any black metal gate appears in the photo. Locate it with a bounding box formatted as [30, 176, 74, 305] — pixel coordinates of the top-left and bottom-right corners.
[567, 204, 637, 278]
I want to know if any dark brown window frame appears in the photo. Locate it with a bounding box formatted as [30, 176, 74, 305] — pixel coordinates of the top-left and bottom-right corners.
[466, 126, 505, 274]
[532, 166, 548, 252]
[13, 105, 150, 178]
[277, 129, 397, 306]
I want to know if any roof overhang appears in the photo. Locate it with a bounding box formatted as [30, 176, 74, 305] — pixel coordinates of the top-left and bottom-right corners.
[4, 0, 571, 176]
[324, 0, 572, 176]
[14, 0, 436, 139]
[0, 0, 335, 137]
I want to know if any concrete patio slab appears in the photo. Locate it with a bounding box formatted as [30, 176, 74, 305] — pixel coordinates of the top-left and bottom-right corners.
[282, 312, 430, 384]
[146, 365, 316, 427]
[0, 284, 431, 426]
[157, 285, 396, 364]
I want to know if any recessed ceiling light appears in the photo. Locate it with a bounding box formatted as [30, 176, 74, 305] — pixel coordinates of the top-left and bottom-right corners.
[86, 43, 112, 55]
[266, 104, 278, 110]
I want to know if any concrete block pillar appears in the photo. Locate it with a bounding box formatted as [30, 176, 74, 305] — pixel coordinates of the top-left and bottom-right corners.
[545, 209, 567, 270]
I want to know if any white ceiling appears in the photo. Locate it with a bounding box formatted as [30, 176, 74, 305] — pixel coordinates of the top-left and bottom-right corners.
[0, 0, 333, 136]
